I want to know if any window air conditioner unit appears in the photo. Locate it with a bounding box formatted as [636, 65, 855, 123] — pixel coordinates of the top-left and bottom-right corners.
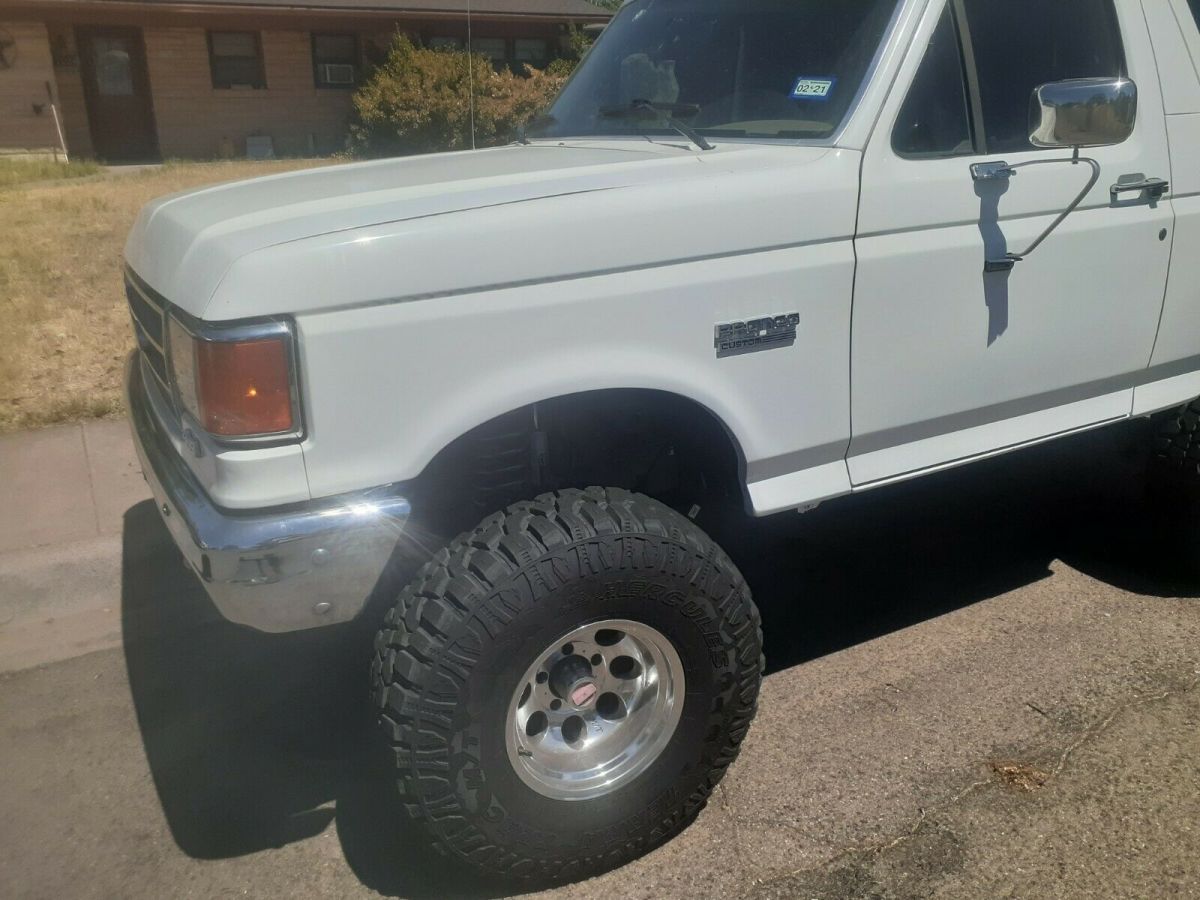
[321, 63, 356, 85]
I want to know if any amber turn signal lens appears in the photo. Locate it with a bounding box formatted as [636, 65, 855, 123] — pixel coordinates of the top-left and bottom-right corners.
[195, 337, 294, 436]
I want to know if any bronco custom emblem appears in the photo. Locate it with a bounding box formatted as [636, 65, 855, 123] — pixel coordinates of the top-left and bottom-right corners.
[714, 313, 800, 358]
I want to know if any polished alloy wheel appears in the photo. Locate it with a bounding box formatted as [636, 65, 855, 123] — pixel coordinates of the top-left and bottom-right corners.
[505, 618, 685, 801]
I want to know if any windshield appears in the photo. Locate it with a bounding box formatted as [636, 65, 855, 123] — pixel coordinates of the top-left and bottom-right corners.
[536, 0, 901, 143]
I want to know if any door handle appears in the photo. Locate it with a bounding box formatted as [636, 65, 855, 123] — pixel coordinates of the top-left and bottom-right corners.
[1110, 177, 1169, 200]
[971, 160, 1015, 181]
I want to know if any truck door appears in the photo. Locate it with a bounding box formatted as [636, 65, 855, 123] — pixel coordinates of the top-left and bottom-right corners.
[1136, 0, 1200, 412]
[848, 0, 1172, 485]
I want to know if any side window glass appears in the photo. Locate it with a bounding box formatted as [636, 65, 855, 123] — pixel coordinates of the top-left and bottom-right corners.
[892, 5, 973, 158]
[962, 0, 1126, 153]
[1188, 0, 1200, 33]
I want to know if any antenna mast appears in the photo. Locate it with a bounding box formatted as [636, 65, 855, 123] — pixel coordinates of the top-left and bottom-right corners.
[467, 0, 477, 149]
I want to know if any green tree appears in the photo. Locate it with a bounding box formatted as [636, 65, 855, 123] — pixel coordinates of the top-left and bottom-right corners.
[350, 35, 569, 157]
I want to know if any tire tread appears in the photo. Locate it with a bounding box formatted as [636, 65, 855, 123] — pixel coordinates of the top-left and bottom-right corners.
[371, 488, 763, 881]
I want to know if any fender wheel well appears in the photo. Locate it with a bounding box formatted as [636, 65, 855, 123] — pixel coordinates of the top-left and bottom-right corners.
[408, 389, 746, 534]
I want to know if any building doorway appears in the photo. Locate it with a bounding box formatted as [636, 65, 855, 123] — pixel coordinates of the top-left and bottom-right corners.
[77, 26, 158, 161]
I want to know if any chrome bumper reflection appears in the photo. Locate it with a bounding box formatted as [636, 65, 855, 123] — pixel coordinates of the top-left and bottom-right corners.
[124, 352, 410, 632]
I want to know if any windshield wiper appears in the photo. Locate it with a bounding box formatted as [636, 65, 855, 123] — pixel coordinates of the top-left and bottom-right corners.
[598, 100, 714, 151]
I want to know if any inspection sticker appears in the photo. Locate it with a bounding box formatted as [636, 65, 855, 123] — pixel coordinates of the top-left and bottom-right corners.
[791, 77, 836, 100]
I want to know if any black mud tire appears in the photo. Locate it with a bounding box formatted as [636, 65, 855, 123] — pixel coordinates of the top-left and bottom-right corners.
[1144, 399, 1200, 577]
[1150, 398, 1200, 493]
[370, 487, 762, 883]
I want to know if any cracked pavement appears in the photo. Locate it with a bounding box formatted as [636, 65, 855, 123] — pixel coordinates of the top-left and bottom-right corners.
[2, 425, 1200, 898]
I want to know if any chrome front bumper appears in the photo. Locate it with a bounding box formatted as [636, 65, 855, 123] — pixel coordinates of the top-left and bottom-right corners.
[125, 353, 411, 633]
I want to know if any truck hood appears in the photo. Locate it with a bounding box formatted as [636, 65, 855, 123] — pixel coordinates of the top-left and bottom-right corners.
[126, 141, 858, 319]
[127, 143, 704, 316]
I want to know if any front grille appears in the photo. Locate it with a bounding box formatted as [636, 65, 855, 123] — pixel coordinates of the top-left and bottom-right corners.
[125, 269, 171, 395]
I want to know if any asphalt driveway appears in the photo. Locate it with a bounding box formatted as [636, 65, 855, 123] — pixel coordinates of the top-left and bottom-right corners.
[1, 422, 1199, 899]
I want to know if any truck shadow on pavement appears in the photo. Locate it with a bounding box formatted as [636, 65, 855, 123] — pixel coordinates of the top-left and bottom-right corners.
[121, 501, 523, 898]
[119, 423, 1200, 898]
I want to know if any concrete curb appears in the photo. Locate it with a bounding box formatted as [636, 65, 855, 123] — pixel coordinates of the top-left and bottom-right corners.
[0, 419, 151, 672]
[0, 419, 149, 554]
[0, 535, 126, 673]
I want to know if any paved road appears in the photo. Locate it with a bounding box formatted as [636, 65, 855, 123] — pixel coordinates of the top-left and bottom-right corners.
[2, 423, 1199, 898]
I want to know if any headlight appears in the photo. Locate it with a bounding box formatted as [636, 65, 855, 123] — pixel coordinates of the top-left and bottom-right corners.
[167, 316, 201, 422]
[167, 314, 299, 439]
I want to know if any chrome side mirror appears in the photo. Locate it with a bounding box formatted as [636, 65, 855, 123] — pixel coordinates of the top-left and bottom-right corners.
[1028, 77, 1136, 149]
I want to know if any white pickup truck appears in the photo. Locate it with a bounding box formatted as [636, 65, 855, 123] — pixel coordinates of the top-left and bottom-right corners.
[124, 0, 1200, 883]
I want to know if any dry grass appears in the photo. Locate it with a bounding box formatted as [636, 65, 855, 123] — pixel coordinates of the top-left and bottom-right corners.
[0, 159, 328, 432]
[0, 157, 102, 189]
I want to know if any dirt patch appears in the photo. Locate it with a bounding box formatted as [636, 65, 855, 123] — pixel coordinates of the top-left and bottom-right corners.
[743, 859, 887, 900]
[742, 827, 966, 900]
[988, 759, 1050, 792]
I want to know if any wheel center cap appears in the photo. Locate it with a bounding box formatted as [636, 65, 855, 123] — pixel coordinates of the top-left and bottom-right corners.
[569, 681, 598, 707]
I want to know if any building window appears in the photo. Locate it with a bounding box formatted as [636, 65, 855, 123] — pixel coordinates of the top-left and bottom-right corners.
[428, 36, 463, 51]
[472, 37, 508, 64]
[513, 38, 549, 65]
[313, 33, 358, 88]
[363, 34, 394, 67]
[208, 31, 266, 89]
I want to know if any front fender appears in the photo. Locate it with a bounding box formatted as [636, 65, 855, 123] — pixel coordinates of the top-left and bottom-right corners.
[294, 240, 856, 511]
